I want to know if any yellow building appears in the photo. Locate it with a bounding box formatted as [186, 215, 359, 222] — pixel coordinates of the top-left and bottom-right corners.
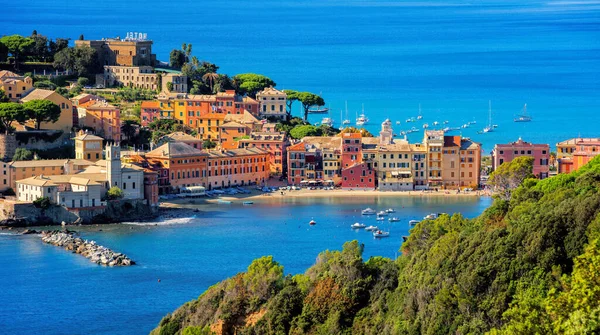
[424, 130, 444, 188]
[74, 131, 104, 162]
[1, 75, 33, 102]
[256, 86, 287, 120]
[8, 159, 94, 190]
[20, 89, 74, 132]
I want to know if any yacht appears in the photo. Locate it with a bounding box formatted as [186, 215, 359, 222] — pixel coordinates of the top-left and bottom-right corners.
[423, 123, 429, 129]
[373, 230, 390, 238]
[385, 208, 396, 213]
[308, 107, 329, 114]
[417, 104, 423, 120]
[351, 222, 366, 229]
[376, 216, 385, 221]
[309, 219, 316, 225]
[356, 104, 369, 126]
[343, 119, 351, 125]
[424, 213, 438, 220]
[342, 101, 351, 125]
[396, 121, 401, 125]
[365, 225, 379, 231]
[377, 211, 388, 216]
[361, 208, 377, 215]
[443, 120, 449, 124]
[409, 220, 420, 226]
[243, 201, 254, 205]
[433, 121, 439, 126]
[388, 217, 401, 222]
[482, 100, 494, 133]
[321, 117, 333, 127]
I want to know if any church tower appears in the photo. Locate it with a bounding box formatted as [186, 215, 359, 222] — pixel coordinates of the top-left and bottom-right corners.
[379, 119, 393, 145]
[106, 145, 122, 188]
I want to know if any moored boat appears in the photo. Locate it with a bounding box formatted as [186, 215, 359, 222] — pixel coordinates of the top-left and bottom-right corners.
[388, 217, 400, 222]
[409, 220, 420, 226]
[373, 230, 390, 238]
[377, 211, 388, 216]
[351, 222, 366, 229]
[243, 201, 254, 205]
[365, 225, 378, 231]
[385, 208, 396, 213]
[376, 216, 385, 221]
[309, 219, 316, 226]
[361, 208, 377, 215]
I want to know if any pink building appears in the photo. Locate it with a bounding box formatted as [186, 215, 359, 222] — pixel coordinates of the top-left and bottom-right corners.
[341, 162, 375, 189]
[140, 101, 161, 127]
[341, 132, 362, 169]
[492, 138, 550, 179]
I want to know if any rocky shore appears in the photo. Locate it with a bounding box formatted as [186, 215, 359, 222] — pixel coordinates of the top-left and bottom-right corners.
[41, 231, 135, 266]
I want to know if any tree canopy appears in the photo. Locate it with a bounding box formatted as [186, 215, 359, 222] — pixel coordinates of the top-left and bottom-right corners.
[169, 49, 186, 69]
[283, 90, 300, 116]
[106, 186, 124, 200]
[53, 45, 101, 77]
[296, 92, 325, 121]
[488, 156, 534, 200]
[22, 99, 62, 130]
[0, 102, 27, 133]
[0, 35, 34, 66]
[232, 73, 276, 97]
[13, 148, 34, 161]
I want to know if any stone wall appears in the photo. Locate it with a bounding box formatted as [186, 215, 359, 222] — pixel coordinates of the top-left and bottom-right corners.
[0, 134, 17, 161]
[0, 198, 157, 227]
[15, 130, 72, 151]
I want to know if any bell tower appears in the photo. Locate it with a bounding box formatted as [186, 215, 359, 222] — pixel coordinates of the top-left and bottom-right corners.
[379, 119, 393, 145]
[106, 145, 122, 189]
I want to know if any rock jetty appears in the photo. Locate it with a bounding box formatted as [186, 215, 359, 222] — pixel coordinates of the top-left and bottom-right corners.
[41, 231, 135, 266]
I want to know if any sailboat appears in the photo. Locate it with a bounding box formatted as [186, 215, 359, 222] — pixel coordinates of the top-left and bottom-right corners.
[417, 104, 423, 120]
[482, 100, 494, 133]
[356, 104, 369, 126]
[514, 103, 532, 122]
[343, 101, 351, 125]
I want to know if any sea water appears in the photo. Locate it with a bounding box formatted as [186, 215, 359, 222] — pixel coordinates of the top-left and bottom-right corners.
[0, 196, 491, 334]
[2, 0, 600, 151]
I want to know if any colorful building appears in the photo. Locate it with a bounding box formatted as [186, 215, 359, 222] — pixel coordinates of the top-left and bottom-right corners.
[442, 136, 481, 189]
[239, 131, 290, 175]
[206, 148, 269, 189]
[492, 138, 549, 179]
[76, 100, 121, 142]
[75, 36, 156, 67]
[145, 142, 208, 193]
[140, 101, 161, 127]
[74, 131, 104, 162]
[424, 130, 444, 188]
[256, 87, 287, 120]
[158, 132, 203, 150]
[341, 162, 375, 190]
[20, 89, 74, 132]
[1, 74, 33, 102]
[8, 159, 94, 190]
[556, 138, 600, 173]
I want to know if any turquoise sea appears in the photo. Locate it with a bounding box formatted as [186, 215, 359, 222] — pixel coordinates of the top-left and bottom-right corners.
[3, 0, 600, 151]
[0, 196, 491, 334]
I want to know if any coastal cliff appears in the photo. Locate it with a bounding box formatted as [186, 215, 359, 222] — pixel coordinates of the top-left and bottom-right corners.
[151, 157, 600, 334]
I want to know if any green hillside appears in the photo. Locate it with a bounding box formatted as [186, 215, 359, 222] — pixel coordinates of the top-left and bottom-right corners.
[152, 157, 600, 335]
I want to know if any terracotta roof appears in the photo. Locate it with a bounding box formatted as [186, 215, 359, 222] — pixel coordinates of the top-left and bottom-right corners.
[444, 136, 461, 147]
[287, 142, 307, 151]
[460, 139, 481, 151]
[73, 133, 104, 141]
[163, 132, 201, 142]
[302, 136, 342, 150]
[220, 121, 246, 128]
[146, 142, 206, 158]
[256, 86, 286, 97]
[16, 176, 58, 187]
[207, 147, 267, 158]
[69, 176, 101, 186]
[20, 88, 56, 101]
[141, 101, 160, 108]
[0, 70, 20, 80]
[10, 159, 94, 168]
[379, 138, 411, 151]
[224, 111, 259, 124]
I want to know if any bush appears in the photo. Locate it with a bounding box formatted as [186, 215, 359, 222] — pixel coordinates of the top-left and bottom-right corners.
[77, 77, 89, 86]
[13, 148, 34, 161]
[33, 196, 51, 209]
[106, 186, 124, 200]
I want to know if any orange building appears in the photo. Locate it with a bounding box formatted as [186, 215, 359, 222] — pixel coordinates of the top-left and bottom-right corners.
[145, 142, 208, 193]
[218, 122, 251, 149]
[238, 131, 289, 175]
[341, 132, 363, 168]
[1, 74, 33, 102]
[557, 138, 600, 173]
[206, 148, 269, 189]
[77, 100, 121, 142]
[442, 136, 481, 189]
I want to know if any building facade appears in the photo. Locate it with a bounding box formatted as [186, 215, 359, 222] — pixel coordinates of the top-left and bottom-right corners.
[75, 37, 156, 67]
[1, 75, 33, 102]
[20, 89, 74, 132]
[145, 142, 208, 193]
[557, 138, 600, 174]
[256, 87, 287, 120]
[206, 148, 269, 189]
[492, 138, 550, 179]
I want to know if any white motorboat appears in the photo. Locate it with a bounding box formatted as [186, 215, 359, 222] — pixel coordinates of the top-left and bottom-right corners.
[321, 117, 333, 127]
[376, 217, 385, 221]
[309, 219, 316, 226]
[217, 199, 232, 204]
[433, 121, 439, 126]
[423, 123, 429, 129]
[377, 211, 388, 216]
[351, 222, 366, 229]
[361, 208, 377, 215]
[356, 104, 369, 126]
[343, 119, 351, 125]
[373, 230, 390, 238]
[243, 201, 254, 205]
[409, 220, 420, 226]
[385, 208, 396, 213]
[443, 120, 449, 124]
[396, 121, 401, 125]
[388, 217, 401, 222]
[424, 213, 438, 220]
[365, 225, 378, 231]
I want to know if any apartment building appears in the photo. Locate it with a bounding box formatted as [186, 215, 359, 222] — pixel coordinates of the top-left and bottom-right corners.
[238, 131, 289, 175]
[1, 73, 33, 102]
[76, 100, 121, 142]
[442, 136, 481, 188]
[556, 138, 600, 173]
[424, 130, 444, 188]
[74, 131, 103, 162]
[20, 89, 74, 132]
[206, 148, 269, 189]
[145, 142, 208, 193]
[256, 87, 287, 120]
[492, 138, 549, 179]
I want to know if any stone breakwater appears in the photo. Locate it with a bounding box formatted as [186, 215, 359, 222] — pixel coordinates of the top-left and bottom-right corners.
[41, 231, 135, 266]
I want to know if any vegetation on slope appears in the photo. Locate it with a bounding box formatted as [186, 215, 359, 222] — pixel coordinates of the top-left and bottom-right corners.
[152, 156, 600, 335]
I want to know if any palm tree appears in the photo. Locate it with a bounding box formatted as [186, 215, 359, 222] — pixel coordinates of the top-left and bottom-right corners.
[202, 72, 219, 93]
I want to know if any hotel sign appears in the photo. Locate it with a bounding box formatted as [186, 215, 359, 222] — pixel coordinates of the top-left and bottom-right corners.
[125, 32, 148, 41]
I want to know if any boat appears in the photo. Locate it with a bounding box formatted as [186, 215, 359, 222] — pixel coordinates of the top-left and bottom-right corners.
[376, 216, 385, 221]
[462, 124, 469, 129]
[343, 119, 351, 125]
[351, 222, 366, 229]
[424, 213, 438, 220]
[423, 123, 429, 129]
[342, 101, 351, 125]
[373, 230, 390, 238]
[405, 118, 412, 123]
[308, 107, 329, 114]
[377, 211, 388, 216]
[433, 121, 439, 126]
[361, 208, 377, 215]
[417, 104, 423, 119]
[482, 100, 494, 133]
[443, 120, 449, 124]
[514, 103, 531, 122]
[356, 105, 369, 126]
[243, 201, 254, 205]
[321, 117, 333, 127]
[388, 217, 401, 222]
[217, 199, 232, 204]
[409, 220, 420, 226]
[396, 121, 401, 125]
[309, 219, 316, 225]
[365, 225, 378, 231]
[385, 208, 396, 213]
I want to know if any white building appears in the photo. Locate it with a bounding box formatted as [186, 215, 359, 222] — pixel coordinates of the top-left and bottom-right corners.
[256, 86, 287, 120]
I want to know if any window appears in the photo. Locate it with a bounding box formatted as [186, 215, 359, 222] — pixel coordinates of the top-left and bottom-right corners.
[123, 183, 127, 189]
[132, 182, 136, 189]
